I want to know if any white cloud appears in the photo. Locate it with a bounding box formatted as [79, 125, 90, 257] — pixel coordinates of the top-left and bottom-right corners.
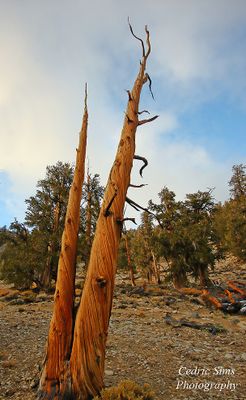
[122, 134, 231, 229]
[0, 0, 245, 225]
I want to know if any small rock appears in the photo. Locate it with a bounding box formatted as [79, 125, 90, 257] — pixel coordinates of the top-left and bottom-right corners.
[9, 298, 25, 305]
[30, 378, 39, 389]
[239, 306, 246, 315]
[231, 319, 240, 325]
[190, 312, 200, 319]
[36, 293, 49, 301]
[5, 388, 16, 397]
[240, 352, 246, 361]
[238, 321, 246, 330]
[105, 369, 114, 376]
[224, 353, 233, 359]
[118, 304, 127, 309]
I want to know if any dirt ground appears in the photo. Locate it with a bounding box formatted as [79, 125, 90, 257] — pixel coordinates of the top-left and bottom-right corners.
[0, 257, 246, 400]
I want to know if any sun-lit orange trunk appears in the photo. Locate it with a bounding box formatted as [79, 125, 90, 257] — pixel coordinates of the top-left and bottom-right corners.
[38, 88, 88, 398]
[201, 289, 222, 309]
[227, 280, 246, 296]
[69, 26, 155, 399]
[151, 250, 161, 284]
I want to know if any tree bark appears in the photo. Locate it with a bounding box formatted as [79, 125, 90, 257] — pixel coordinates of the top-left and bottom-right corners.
[41, 242, 52, 289]
[173, 271, 187, 289]
[85, 170, 92, 266]
[198, 266, 211, 288]
[124, 233, 136, 287]
[41, 201, 61, 289]
[38, 88, 88, 398]
[69, 26, 154, 399]
[151, 250, 161, 284]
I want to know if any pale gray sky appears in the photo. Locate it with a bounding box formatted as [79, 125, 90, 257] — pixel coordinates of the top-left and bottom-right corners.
[1, 0, 246, 225]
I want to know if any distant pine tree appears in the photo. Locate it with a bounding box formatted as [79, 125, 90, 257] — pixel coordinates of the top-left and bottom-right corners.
[214, 165, 246, 262]
[229, 164, 246, 199]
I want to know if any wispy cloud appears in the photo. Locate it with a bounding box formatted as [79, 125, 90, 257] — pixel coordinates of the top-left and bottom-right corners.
[0, 0, 245, 225]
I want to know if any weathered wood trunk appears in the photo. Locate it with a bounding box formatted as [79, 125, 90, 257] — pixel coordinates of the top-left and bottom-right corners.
[198, 266, 210, 287]
[41, 242, 52, 289]
[41, 201, 61, 289]
[38, 89, 88, 398]
[85, 170, 92, 266]
[124, 233, 136, 287]
[69, 26, 155, 399]
[151, 250, 161, 285]
[173, 271, 187, 289]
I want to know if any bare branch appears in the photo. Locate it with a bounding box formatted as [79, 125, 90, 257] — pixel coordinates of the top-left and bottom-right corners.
[125, 198, 139, 211]
[103, 191, 117, 217]
[145, 73, 155, 100]
[129, 183, 148, 188]
[128, 17, 145, 58]
[125, 89, 133, 101]
[84, 83, 88, 110]
[126, 197, 163, 228]
[134, 155, 148, 177]
[126, 197, 149, 213]
[138, 115, 159, 126]
[145, 25, 151, 59]
[138, 110, 150, 115]
[117, 217, 137, 226]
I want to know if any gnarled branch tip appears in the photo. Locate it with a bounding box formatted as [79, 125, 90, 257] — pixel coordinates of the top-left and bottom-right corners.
[128, 17, 145, 58]
[138, 115, 159, 126]
[84, 83, 88, 110]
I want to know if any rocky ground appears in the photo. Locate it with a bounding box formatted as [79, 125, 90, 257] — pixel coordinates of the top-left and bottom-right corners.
[0, 257, 246, 400]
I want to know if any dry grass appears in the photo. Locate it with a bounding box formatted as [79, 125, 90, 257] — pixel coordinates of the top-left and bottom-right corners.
[93, 380, 155, 400]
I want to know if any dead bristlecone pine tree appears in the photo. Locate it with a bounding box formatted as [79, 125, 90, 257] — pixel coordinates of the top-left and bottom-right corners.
[38, 23, 158, 400]
[38, 86, 88, 398]
[69, 23, 158, 399]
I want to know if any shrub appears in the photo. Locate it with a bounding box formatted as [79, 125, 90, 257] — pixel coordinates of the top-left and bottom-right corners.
[93, 380, 155, 400]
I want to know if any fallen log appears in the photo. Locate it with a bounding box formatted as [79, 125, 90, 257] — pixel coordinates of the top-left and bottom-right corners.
[200, 290, 223, 309]
[178, 288, 203, 296]
[164, 313, 227, 335]
[227, 280, 246, 296]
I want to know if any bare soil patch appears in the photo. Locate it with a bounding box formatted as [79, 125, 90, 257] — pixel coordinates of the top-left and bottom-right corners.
[0, 258, 246, 399]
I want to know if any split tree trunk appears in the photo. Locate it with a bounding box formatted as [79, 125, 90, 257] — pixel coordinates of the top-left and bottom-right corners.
[38, 88, 88, 398]
[69, 26, 155, 399]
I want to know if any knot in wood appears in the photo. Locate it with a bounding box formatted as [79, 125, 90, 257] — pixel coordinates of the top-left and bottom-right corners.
[114, 159, 121, 168]
[96, 276, 107, 288]
[143, 73, 148, 84]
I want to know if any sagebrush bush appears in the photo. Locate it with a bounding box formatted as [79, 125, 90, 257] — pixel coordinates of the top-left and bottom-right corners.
[93, 380, 155, 400]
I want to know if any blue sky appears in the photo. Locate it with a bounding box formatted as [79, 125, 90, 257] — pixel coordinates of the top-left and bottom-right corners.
[0, 0, 246, 227]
